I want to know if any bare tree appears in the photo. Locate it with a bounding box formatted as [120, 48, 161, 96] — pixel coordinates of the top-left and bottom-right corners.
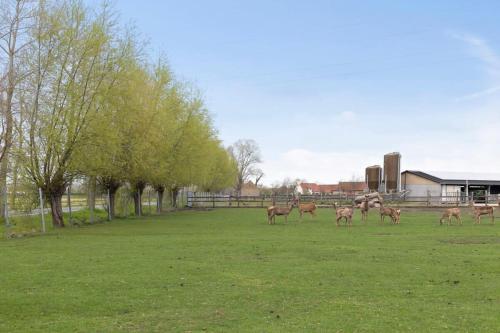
[228, 139, 262, 195]
[254, 168, 264, 187]
[0, 0, 34, 200]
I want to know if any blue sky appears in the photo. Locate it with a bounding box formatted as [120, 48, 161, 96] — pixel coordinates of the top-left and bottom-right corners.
[91, 1, 500, 185]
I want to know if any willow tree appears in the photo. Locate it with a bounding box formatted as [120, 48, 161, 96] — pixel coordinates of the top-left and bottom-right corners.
[147, 62, 183, 212]
[72, 37, 142, 220]
[201, 141, 237, 192]
[114, 61, 165, 216]
[23, 1, 123, 227]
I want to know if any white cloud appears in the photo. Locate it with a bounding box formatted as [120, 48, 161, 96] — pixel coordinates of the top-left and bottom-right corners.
[262, 149, 380, 184]
[455, 85, 500, 101]
[450, 31, 500, 101]
[449, 32, 500, 77]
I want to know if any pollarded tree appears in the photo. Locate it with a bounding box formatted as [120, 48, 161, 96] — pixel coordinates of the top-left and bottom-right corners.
[159, 94, 216, 207]
[22, 1, 124, 227]
[72, 36, 145, 220]
[200, 141, 237, 193]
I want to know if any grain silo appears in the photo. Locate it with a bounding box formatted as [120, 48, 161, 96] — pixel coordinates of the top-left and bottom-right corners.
[365, 165, 382, 192]
[384, 152, 401, 193]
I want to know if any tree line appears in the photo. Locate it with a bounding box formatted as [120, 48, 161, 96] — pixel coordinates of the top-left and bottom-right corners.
[0, 0, 240, 227]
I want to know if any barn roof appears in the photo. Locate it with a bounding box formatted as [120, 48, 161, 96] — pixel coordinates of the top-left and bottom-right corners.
[402, 170, 500, 185]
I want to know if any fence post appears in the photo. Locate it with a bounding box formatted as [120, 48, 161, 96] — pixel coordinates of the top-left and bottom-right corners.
[107, 189, 111, 221]
[3, 186, 9, 227]
[237, 195, 240, 208]
[426, 190, 430, 207]
[148, 188, 152, 215]
[212, 193, 215, 208]
[67, 184, 72, 222]
[39, 188, 46, 233]
[261, 195, 264, 208]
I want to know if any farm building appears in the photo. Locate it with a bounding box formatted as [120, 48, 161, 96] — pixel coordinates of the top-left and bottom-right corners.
[297, 182, 366, 195]
[338, 181, 368, 195]
[296, 183, 340, 195]
[401, 170, 500, 199]
[240, 181, 260, 196]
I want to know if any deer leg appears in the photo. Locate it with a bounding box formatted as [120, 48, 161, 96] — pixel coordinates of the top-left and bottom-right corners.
[458, 215, 462, 225]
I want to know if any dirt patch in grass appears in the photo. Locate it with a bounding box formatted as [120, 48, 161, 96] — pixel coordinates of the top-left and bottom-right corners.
[440, 236, 500, 245]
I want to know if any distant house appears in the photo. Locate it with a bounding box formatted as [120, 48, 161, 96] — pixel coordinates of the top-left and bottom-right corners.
[240, 181, 260, 196]
[297, 183, 320, 194]
[297, 182, 341, 195]
[318, 184, 339, 194]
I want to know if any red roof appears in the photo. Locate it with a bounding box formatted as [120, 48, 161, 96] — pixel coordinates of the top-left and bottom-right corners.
[300, 183, 339, 193]
[300, 183, 320, 192]
[339, 181, 368, 192]
[318, 184, 339, 193]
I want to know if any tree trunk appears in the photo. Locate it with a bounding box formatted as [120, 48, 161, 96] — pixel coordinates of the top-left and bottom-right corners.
[49, 192, 64, 228]
[172, 187, 179, 208]
[99, 177, 120, 220]
[155, 185, 165, 213]
[133, 181, 146, 216]
[109, 190, 116, 220]
[133, 192, 140, 216]
[0, 158, 8, 218]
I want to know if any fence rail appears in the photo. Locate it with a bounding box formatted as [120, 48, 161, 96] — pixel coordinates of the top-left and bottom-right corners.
[186, 192, 500, 208]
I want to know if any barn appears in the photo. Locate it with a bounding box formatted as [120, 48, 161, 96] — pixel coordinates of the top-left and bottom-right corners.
[401, 170, 500, 200]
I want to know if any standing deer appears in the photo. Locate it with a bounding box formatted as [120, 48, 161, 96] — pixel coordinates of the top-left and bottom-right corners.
[299, 200, 317, 220]
[333, 202, 354, 227]
[359, 195, 369, 223]
[267, 199, 297, 224]
[440, 208, 462, 225]
[469, 200, 494, 224]
[379, 203, 400, 224]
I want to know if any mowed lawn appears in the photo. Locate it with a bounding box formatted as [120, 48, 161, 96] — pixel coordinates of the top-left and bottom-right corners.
[1, 208, 500, 332]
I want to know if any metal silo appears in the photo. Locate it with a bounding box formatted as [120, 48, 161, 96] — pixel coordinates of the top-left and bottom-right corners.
[365, 165, 382, 192]
[384, 152, 401, 193]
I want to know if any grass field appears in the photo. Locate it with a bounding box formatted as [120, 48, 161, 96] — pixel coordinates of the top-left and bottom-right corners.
[1, 208, 499, 332]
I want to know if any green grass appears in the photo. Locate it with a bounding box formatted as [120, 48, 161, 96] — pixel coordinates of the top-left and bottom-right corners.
[0, 208, 499, 332]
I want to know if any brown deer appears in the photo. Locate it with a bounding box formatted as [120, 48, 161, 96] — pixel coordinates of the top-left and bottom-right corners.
[359, 195, 369, 223]
[333, 202, 354, 227]
[469, 200, 494, 224]
[379, 203, 400, 224]
[299, 200, 317, 220]
[440, 208, 462, 225]
[267, 199, 298, 224]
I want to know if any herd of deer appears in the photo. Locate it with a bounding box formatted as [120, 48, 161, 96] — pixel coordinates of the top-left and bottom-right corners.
[266, 195, 401, 226]
[266, 195, 496, 226]
[439, 201, 495, 225]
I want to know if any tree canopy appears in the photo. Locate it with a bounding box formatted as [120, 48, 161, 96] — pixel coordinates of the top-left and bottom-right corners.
[0, 0, 238, 226]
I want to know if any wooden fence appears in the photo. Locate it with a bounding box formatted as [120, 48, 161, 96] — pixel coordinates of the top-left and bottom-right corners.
[186, 192, 500, 209]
